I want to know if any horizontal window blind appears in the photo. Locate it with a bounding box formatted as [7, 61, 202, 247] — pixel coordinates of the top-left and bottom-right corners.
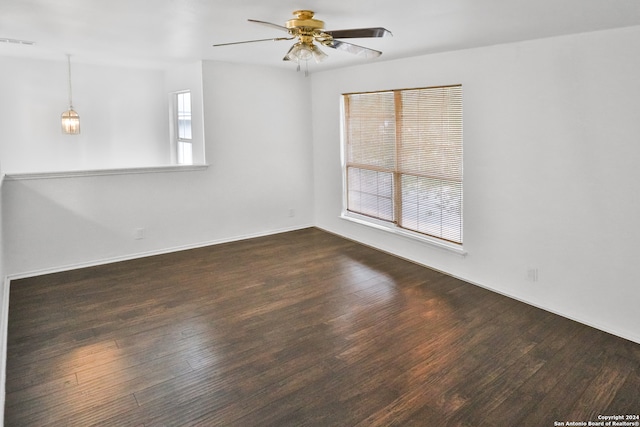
[344, 85, 463, 244]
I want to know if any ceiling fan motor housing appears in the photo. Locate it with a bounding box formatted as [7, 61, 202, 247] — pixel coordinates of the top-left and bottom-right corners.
[286, 10, 325, 33]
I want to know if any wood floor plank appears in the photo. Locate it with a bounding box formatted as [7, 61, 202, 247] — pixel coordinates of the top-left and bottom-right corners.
[605, 362, 640, 415]
[475, 323, 600, 426]
[563, 354, 635, 422]
[5, 227, 640, 426]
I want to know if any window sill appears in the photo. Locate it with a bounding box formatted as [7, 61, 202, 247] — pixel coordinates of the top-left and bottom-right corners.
[341, 213, 467, 256]
[3, 164, 209, 181]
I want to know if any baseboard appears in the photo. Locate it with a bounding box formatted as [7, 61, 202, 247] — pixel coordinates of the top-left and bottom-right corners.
[1, 224, 313, 426]
[457, 275, 640, 346]
[5, 222, 637, 426]
[316, 226, 640, 346]
[7, 224, 314, 281]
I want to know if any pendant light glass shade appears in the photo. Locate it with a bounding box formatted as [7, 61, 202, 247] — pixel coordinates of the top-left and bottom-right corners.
[62, 54, 80, 135]
[61, 109, 80, 134]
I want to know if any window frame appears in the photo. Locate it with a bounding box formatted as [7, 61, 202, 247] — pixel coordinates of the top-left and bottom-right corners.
[340, 84, 465, 253]
[174, 90, 193, 165]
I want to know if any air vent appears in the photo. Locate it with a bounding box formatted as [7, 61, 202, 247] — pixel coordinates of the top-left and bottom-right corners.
[0, 38, 36, 45]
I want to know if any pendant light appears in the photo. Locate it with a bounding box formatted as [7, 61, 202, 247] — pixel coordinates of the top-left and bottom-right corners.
[61, 54, 80, 134]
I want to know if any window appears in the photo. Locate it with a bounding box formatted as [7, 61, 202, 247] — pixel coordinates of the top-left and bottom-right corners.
[343, 85, 463, 244]
[175, 91, 193, 164]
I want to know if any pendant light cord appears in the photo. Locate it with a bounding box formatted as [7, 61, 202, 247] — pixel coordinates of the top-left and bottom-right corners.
[67, 54, 74, 109]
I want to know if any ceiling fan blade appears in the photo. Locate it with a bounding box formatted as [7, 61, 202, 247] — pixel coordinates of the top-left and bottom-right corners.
[323, 39, 382, 58]
[213, 37, 293, 47]
[248, 19, 290, 32]
[324, 27, 392, 39]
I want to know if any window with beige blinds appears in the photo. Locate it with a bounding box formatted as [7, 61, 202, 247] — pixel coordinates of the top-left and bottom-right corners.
[343, 85, 463, 244]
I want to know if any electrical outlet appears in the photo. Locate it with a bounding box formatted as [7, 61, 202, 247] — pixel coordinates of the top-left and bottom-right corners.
[526, 267, 539, 282]
[288, 209, 295, 218]
[134, 228, 145, 240]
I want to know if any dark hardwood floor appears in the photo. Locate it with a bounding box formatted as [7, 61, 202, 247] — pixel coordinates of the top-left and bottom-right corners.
[5, 228, 640, 426]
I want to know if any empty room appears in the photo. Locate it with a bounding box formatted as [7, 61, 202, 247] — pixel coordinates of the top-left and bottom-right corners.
[1, 1, 639, 425]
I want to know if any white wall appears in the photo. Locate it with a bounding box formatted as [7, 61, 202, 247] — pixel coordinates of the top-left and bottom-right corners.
[0, 56, 170, 173]
[0, 169, 5, 285]
[2, 61, 314, 275]
[311, 26, 640, 344]
[0, 171, 6, 422]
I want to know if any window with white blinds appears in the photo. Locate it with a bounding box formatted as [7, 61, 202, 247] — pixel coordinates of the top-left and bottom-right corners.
[343, 85, 463, 244]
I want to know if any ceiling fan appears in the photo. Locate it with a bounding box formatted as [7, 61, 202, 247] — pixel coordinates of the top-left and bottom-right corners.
[213, 10, 391, 71]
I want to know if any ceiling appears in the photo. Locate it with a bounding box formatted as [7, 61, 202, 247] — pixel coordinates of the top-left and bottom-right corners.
[2, 0, 640, 71]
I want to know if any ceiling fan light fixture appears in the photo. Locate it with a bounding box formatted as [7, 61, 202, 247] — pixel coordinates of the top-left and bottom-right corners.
[285, 42, 311, 61]
[293, 43, 313, 61]
[284, 42, 327, 64]
[310, 44, 327, 63]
